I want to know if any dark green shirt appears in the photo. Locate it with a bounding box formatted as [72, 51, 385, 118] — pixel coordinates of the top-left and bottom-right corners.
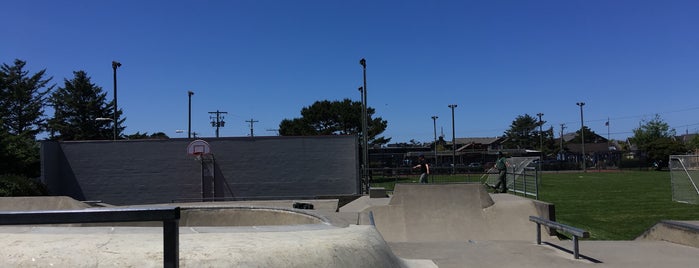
[495, 157, 507, 170]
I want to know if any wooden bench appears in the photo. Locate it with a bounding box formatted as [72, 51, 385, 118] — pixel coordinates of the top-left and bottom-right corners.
[529, 216, 590, 259]
[0, 207, 181, 268]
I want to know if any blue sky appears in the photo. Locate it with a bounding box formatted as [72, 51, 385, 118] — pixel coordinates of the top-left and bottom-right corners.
[2, 0, 698, 143]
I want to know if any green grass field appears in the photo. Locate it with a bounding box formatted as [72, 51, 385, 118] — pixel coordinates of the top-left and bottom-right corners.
[371, 170, 699, 240]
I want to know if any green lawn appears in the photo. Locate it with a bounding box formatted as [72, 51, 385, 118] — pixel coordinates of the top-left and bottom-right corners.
[539, 170, 699, 240]
[370, 170, 699, 240]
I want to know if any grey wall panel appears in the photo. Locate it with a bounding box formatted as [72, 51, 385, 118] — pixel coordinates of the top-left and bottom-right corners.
[41, 136, 358, 205]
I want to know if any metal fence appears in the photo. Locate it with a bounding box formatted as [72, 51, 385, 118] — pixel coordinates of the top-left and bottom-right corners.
[369, 157, 540, 199]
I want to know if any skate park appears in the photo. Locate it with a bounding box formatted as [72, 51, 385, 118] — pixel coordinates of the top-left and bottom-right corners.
[1, 137, 699, 267]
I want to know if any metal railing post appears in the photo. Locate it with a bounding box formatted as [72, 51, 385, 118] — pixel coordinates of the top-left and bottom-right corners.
[163, 219, 180, 268]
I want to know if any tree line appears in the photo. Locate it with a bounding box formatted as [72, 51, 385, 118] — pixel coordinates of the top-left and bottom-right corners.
[0, 59, 166, 195]
[3, 57, 696, 195]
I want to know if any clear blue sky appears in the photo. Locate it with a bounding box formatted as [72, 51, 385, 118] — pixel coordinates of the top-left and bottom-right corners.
[3, 0, 698, 143]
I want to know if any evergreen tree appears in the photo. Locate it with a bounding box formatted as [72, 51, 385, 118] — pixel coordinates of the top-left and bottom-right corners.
[0, 59, 53, 177]
[47, 71, 125, 140]
[0, 59, 53, 138]
[279, 99, 390, 146]
[502, 114, 551, 150]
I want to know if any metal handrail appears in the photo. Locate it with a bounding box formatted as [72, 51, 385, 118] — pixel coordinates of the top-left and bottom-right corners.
[0, 206, 180, 268]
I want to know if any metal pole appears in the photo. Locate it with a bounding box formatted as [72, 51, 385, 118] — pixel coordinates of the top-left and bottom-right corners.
[577, 102, 586, 172]
[360, 58, 368, 193]
[112, 61, 121, 140]
[559, 123, 565, 155]
[432, 116, 438, 166]
[537, 113, 544, 171]
[448, 104, 457, 174]
[188, 91, 193, 139]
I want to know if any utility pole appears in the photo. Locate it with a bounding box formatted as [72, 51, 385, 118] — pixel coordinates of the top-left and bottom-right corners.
[431, 116, 438, 166]
[246, 118, 259, 137]
[112, 61, 121, 140]
[559, 123, 566, 155]
[448, 104, 457, 174]
[208, 110, 228, 138]
[359, 58, 369, 193]
[188, 91, 194, 138]
[537, 113, 544, 170]
[576, 102, 586, 172]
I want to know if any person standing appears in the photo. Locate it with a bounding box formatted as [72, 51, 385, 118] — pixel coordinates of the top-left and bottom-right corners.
[492, 151, 509, 193]
[413, 154, 430, 184]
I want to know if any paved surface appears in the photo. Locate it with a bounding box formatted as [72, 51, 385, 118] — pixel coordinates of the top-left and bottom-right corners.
[0, 225, 434, 268]
[355, 183, 699, 267]
[368, 184, 552, 242]
[2, 185, 699, 267]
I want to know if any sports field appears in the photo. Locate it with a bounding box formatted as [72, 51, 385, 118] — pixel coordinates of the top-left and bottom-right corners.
[372, 170, 699, 240]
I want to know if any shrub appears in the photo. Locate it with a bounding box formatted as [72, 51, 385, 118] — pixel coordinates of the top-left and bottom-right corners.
[0, 174, 48, 196]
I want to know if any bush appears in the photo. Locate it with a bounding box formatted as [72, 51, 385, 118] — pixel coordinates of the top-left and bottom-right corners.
[0, 174, 48, 196]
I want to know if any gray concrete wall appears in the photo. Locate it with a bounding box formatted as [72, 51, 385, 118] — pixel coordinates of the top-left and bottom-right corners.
[40, 136, 359, 205]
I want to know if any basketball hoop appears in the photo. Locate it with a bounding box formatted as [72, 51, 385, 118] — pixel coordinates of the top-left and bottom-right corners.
[187, 139, 211, 158]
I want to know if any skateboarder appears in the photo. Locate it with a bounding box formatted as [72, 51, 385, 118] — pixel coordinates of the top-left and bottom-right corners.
[413, 154, 430, 184]
[492, 151, 509, 193]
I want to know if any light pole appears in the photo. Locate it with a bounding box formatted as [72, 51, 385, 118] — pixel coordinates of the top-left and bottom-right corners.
[360, 58, 368, 193]
[537, 113, 544, 171]
[188, 91, 194, 139]
[431, 116, 438, 167]
[112, 61, 121, 140]
[448, 104, 457, 174]
[576, 102, 586, 172]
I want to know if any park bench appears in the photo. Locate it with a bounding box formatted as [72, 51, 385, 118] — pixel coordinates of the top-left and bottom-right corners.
[0, 206, 180, 268]
[529, 215, 590, 259]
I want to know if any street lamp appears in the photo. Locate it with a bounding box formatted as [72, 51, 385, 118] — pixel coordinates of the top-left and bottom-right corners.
[431, 116, 438, 167]
[537, 113, 544, 171]
[448, 104, 457, 174]
[112, 61, 121, 141]
[576, 102, 586, 172]
[188, 91, 194, 139]
[359, 58, 369, 193]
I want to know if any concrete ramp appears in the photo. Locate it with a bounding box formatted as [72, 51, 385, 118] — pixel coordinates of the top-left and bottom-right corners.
[370, 183, 551, 242]
[636, 220, 699, 248]
[0, 196, 91, 211]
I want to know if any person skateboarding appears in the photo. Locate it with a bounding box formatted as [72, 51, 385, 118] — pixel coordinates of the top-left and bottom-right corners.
[492, 151, 509, 193]
[413, 154, 430, 184]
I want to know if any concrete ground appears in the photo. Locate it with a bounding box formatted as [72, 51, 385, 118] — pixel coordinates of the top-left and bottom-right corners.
[356, 184, 699, 267]
[1, 184, 699, 267]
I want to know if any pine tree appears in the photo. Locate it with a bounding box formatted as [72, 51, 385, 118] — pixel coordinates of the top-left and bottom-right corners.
[0, 59, 53, 138]
[47, 71, 125, 140]
[278, 99, 390, 146]
[0, 59, 53, 177]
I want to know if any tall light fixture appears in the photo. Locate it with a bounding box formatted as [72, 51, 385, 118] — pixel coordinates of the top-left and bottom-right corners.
[431, 116, 438, 166]
[112, 61, 121, 140]
[360, 58, 368, 193]
[537, 113, 544, 171]
[448, 104, 457, 174]
[188, 91, 194, 139]
[576, 102, 586, 172]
